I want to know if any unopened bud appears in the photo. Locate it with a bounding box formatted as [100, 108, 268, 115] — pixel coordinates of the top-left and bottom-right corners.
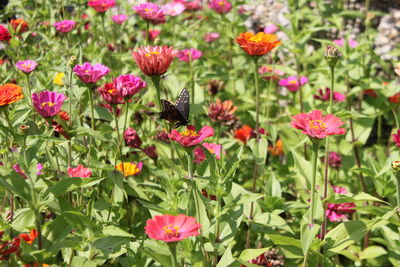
[391, 160, 400, 177]
[324, 46, 340, 68]
[69, 56, 77, 66]
[18, 124, 29, 135]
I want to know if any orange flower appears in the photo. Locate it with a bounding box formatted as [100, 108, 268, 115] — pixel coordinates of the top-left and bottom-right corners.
[236, 32, 281, 56]
[234, 125, 252, 144]
[10, 18, 29, 33]
[116, 162, 143, 176]
[19, 229, 38, 245]
[0, 83, 24, 106]
[268, 139, 284, 156]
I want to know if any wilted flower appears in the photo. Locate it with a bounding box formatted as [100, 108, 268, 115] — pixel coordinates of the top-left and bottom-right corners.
[326, 186, 355, 222]
[204, 32, 220, 43]
[142, 145, 158, 159]
[124, 127, 142, 148]
[236, 32, 281, 56]
[73, 62, 110, 84]
[393, 129, 400, 147]
[194, 143, 222, 163]
[162, 2, 186, 16]
[10, 18, 29, 34]
[97, 82, 125, 105]
[206, 79, 225, 95]
[53, 72, 65, 85]
[259, 66, 285, 81]
[208, 99, 238, 127]
[268, 139, 284, 156]
[68, 165, 92, 178]
[209, 0, 232, 14]
[169, 125, 214, 147]
[241, 248, 284, 267]
[176, 48, 202, 62]
[264, 23, 279, 34]
[88, 0, 115, 13]
[32, 91, 66, 118]
[314, 88, 346, 102]
[133, 3, 166, 25]
[333, 38, 357, 48]
[278, 76, 308, 92]
[145, 214, 201, 242]
[0, 83, 24, 106]
[58, 111, 70, 121]
[13, 164, 28, 179]
[155, 130, 170, 143]
[291, 110, 346, 139]
[324, 45, 340, 67]
[52, 121, 70, 139]
[114, 74, 146, 99]
[53, 20, 76, 33]
[132, 45, 175, 76]
[116, 162, 143, 176]
[15, 60, 38, 73]
[234, 125, 252, 144]
[0, 25, 12, 42]
[112, 14, 128, 24]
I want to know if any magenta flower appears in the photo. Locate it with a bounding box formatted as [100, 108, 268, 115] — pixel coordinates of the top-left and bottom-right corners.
[15, 60, 38, 74]
[393, 129, 400, 147]
[174, 0, 202, 11]
[326, 152, 342, 169]
[124, 127, 142, 148]
[32, 91, 67, 118]
[264, 23, 279, 34]
[68, 164, 92, 178]
[13, 164, 28, 179]
[162, 2, 186, 16]
[209, 0, 232, 14]
[53, 20, 76, 33]
[176, 48, 202, 62]
[333, 38, 357, 48]
[73, 62, 110, 84]
[291, 110, 346, 139]
[169, 125, 214, 147]
[326, 186, 356, 222]
[88, 0, 115, 13]
[133, 3, 166, 25]
[314, 88, 346, 102]
[145, 214, 201, 242]
[194, 143, 222, 164]
[114, 74, 146, 99]
[142, 30, 161, 41]
[36, 163, 43, 175]
[279, 76, 308, 92]
[112, 14, 128, 24]
[204, 32, 220, 43]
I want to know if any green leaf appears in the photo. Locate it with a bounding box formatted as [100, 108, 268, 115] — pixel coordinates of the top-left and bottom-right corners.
[239, 247, 270, 261]
[45, 177, 104, 197]
[301, 223, 320, 256]
[0, 166, 32, 201]
[359, 246, 386, 260]
[253, 212, 293, 234]
[42, 216, 73, 254]
[267, 234, 303, 258]
[12, 209, 36, 231]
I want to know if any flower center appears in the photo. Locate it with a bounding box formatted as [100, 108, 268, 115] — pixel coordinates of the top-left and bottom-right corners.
[207, 148, 215, 154]
[288, 80, 297, 84]
[249, 35, 263, 42]
[108, 88, 115, 94]
[162, 224, 180, 237]
[41, 102, 55, 107]
[145, 8, 153, 12]
[308, 120, 326, 131]
[181, 129, 198, 137]
[145, 51, 161, 57]
[218, 1, 225, 6]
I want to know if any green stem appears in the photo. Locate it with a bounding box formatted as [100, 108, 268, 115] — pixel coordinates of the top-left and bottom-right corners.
[310, 141, 320, 225]
[168, 243, 178, 267]
[151, 75, 162, 110]
[393, 109, 399, 129]
[145, 21, 149, 46]
[87, 87, 95, 164]
[396, 176, 400, 243]
[113, 106, 124, 170]
[101, 14, 107, 46]
[123, 101, 129, 137]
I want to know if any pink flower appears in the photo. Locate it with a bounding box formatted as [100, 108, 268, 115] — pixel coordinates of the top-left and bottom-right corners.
[142, 145, 158, 159]
[174, 0, 202, 11]
[114, 74, 146, 99]
[204, 32, 220, 43]
[291, 110, 346, 139]
[326, 185, 355, 222]
[169, 125, 214, 147]
[13, 164, 28, 179]
[133, 3, 166, 25]
[326, 152, 342, 169]
[97, 82, 125, 105]
[333, 38, 357, 48]
[112, 14, 128, 24]
[259, 66, 284, 81]
[145, 214, 201, 242]
[393, 129, 400, 147]
[36, 163, 43, 175]
[88, 0, 115, 13]
[68, 164, 92, 178]
[124, 127, 142, 148]
[32, 91, 66, 118]
[264, 23, 279, 34]
[73, 62, 110, 84]
[176, 48, 202, 62]
[15, 60, 38, 73]
[132, 45, 176, 76]
[278, 76, 308, 92]
[162, 2, 186, 16]
[332, 186, 348, 194]
[209, 0, 232, 14]
[53, 20, 76, 33]
[194, 143, 222, 164]
[314, 88, 346, 102]
[142, 30, 161, 41]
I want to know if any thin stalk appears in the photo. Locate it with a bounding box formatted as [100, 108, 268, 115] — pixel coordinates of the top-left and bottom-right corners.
[113, 106, 124, 170]
[168, 243, 178, 267]
[145, 21, 149, 46]
[100, 14, 107, 46]
[392, 109, 399, 129]
[310, 141, 320, 225]
[396, 176, 400, 243]
[87, 87, 95, 164]
[213, 193, 221, 266]
[123, 101, 129, 140]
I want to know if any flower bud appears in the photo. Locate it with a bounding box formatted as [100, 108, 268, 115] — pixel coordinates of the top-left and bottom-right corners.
[18, 124, 29, 135]
[391, 160, 400, 178]
[324, 45, 340, 68]
[68, 56, 77, 66]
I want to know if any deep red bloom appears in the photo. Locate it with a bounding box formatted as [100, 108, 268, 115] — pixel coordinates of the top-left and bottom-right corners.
[10, 18, 29, 33]
[389, 92, 400, 103]
[142, 145, 158, 159]
[97, 82, 125, 105]
[154, 130, 170, 143]
[234, 125, 252, 144]
[52, 121, 70, 139]
[363, 89, 377, 98]
[208, 99, 238, 127]
[169, 125, 214, 147]
[132, 46, 176, 76]
[0, 25, 12, 42]
[0, 236, 21, 260]
[124, 127, 142, 148]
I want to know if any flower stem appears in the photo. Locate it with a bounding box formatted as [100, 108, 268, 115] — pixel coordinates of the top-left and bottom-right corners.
[145, 21, 149, 46]
[113, 106, 124, 170]
[310, 141, 320, 225]
[87, 86, 95, 164]
[168, 243, 178, 267]
[100, 14, 107, 46]
[151, 75, 162, 110]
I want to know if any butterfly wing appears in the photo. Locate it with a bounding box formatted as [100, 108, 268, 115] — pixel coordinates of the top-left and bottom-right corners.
[159, 99, 185, 124]
[175, 88, 190, 122]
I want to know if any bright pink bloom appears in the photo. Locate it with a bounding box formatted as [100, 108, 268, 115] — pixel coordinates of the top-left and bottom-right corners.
[176, 48, 202, 62]
[15, 60, 38, 73]
[112, 14, 128, 24]
[162, 2, 186, 16]
[88, 0, 115, 13]
[204, 32, 220, 43]
[145, 214, 201, 242]
[314, 88, 346, 102]
[142, 30, 161, 41]
[194, 143, 222, 164]
[132, 45, 176, 76]
[0, 25, 11, 42]
[73, 62, 110, 84]
[114, 74, 146, 99]
[13, 164, 28, 179]
[36, 163, 43, 175]
[209, 0, 232, 14]
[333, 38, 358, 48]
[393, 129, 400, 147]
[133, 3, 166, 25]
[264, 23, 279, 34]
[326, 186, 355, 222]
[53, 20, 76, 33]
[32, 91, 66, 118]
[68, 164, 92, 178]
[278, 76, 308, 92]
[169, 125, 214, 147]
[174, 0, 202, 11]
[291, 110, 346, 139]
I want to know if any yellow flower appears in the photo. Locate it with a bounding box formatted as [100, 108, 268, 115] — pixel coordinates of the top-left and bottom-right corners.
[53, 72, 65, 85]
[116, 162, 142, 176]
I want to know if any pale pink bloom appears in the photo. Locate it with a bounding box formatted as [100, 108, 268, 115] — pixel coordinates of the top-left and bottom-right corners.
[194, 143, 222, 164]
[15, 60, 38, 73]
[68, 164, 92, 178]
[278, 76, 308, 92]
[53, 20, 76, 33]
[333, 38, 358, 48]
[113, 74, 146, 99]
[314, 88, 346, 102]
[169, 125, 214, 147]
[112, 14, 128, 24]
[73, 62, 110, 84]
[133, 3, 166, 25]
[209, 0, 232, 14]
[88, 0, 115, 13]
[258, 66, 285, 81]
[176, 48, 202, 62]
[204, 32, 220, 43]
[162, 2, 186, 16]
[174, 0, 202, 11]
[264, 23, 279, 34]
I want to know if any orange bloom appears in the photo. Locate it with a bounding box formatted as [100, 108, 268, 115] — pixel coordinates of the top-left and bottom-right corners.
[268, 139, 284, 156]
[10, 18, 29, 33]
[0, 83, 24, 106]
[234, 125, 252, 144]
[236, 32, 281, 56]
[19, 229, 38, 245]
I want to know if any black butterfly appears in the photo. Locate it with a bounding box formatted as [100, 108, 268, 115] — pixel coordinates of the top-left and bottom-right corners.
[159, 88, 190, 128]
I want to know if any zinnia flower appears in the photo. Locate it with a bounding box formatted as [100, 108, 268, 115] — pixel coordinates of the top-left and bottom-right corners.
[194, 143, 222, 164]
[208, 99, 238, 127]
[278, 76, 308, 92]
[314, 88, 346, 102]
[13, 164, 28, 179]
[176, 48, 202, 62]
[36, 163, 43, 175]
[132, 46, 175, 76]
[145, 214, 201, 242]
[32, 91, 67, 118]
[0, 234, 21, 260]
[19, 229, 38, 245]
[0, 83, 24, 106]
[240, 249, 285, 267]
[0, 25, 11, 42]
[324, 151, 342, 168]
[393, 129, 400, 147]
[268, 139, 284, 156]
[236, 32, 281, 56]
[234, 125, 252, 144]
[53, 20, 76, 33]
[112, 14, 128, 24]
[73, 62, 110, 84]
[133, 3, 166, 25]
[116, 162, 143, 176]
[15, 60, 38, 74]
[88, 0, 115, 13]
[114, 74, 146, 99]
[264, 23, 279, 34]
[209, 0, 232, 14]
[204, 32, 220, 43]
[10, 18, 29, 34]
[68, 165, 92, 178]
[291, 110, 346, 139]
[53, 72, 65, 85]
[174, 0, 202, 11]
[206, 79, 225, 95]
[389, 92, 400, 103]
[124, 127, 142, 148]
[142, 145, 158, 159]
[326, 186, 356, 222]
[162, 2, 186, 16]
[333, 38, 357, 48]
[259, 66, 284, 81]
[169, 125, 214, 147]
[97, 82, 124, 105]
[142, 30, 161, 41]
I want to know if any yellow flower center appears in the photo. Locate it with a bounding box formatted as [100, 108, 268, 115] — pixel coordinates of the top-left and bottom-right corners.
[41, 102, 55, 107]
[218, 1, 225, 6]
[162, 224, 180, 237]
[116, 162, 140, 176]
[108, 89, 115, 94]
[308, 120, 326, 131]
[181, 129, 198, 137]
[288, 80, 297, 84]
[207, 148, 215, 154]
[145, 51, 161, 57]
[22, 63, 31, 69]
[144, 8, 153, 12]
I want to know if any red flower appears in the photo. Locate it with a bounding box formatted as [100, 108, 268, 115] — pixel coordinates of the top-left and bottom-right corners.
[193, 143, 221, 164]
[124, 127, 142, 148]
[208, 99, 238, 127]
[389, 92, 400, 103]
[132, 45, 176, 76]
[363, 89, 377, 98]
[393, 129, 400, 147]
[168, 125, 214, 147]
[236, 32, 281, 56]
[19, 229, 38, 245]
[10, 18, 29, 34]
[88, 0, 115, 13]
[234, 125, 252, 144]
[0, 25, 11, 42]
[68, 165, 92, 178]
[145, 214, 201, 242]
[142, 145, 158, 159]
[97, 82, 125, 105]
[0, 235, 21, 260]
[58, 111, 70, 121]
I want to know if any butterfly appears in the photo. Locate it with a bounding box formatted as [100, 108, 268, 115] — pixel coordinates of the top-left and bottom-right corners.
[159, 88, 190, 128]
